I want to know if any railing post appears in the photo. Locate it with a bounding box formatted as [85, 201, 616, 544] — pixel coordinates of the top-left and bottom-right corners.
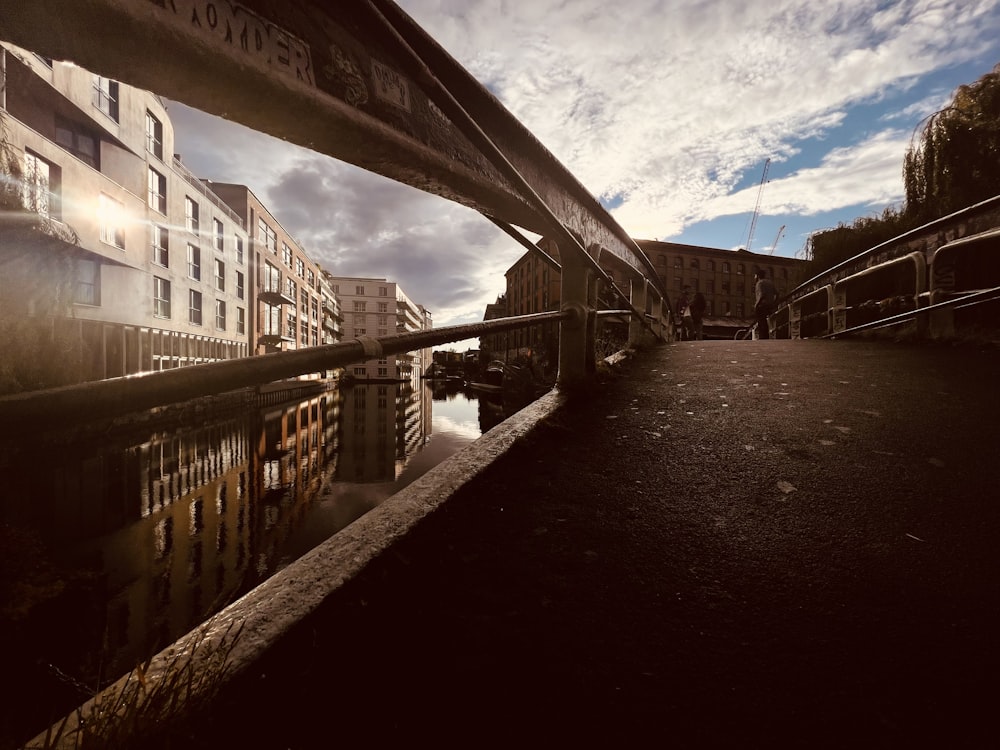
[628, 276, 648, 347]
[650, 293, 664, 341]
[558, 252, 594, 386]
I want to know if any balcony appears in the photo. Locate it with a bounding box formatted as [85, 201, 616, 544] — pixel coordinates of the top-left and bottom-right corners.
[258, 287, 295, 306]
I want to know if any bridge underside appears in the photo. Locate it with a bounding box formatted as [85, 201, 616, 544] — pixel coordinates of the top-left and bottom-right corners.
[0, 0, 661, 286]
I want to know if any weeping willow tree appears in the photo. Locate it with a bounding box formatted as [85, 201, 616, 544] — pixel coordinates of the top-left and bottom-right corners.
[808, 63, 1000, 276]
[904, 62, 1000, 222]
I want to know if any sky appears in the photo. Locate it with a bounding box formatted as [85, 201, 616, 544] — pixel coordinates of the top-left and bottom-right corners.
[163, 0, 1000, 342]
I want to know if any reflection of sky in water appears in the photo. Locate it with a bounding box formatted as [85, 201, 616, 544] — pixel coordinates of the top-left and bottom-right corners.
[275, 392, 482, 568]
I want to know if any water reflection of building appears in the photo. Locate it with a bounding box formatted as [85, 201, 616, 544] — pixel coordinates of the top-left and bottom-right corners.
[0, 393, 342, 725]
[336, 383, 430, 482]
[248, 395, 339, 575]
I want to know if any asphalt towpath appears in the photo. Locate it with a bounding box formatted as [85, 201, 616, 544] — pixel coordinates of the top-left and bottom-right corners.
[167, 338, 1000, 748]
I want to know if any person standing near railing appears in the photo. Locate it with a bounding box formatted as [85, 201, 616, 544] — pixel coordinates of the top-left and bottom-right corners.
[689, 290, 707, 340]
[754, 269, 778, 339]
[677, 287, 692, 340]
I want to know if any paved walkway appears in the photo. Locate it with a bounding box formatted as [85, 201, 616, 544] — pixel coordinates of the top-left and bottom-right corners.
[165, 339, 999, 748]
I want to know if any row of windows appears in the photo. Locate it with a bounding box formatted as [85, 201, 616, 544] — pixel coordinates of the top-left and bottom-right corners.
[350, 301, 391, 313]
[153, 277, 245, 333]
[258, 219, 318, 290]
[661, 256, 790, 279]
[149, 225, 246, 297]
[331, 284, 390, 298]
[259, 304, 321, 346]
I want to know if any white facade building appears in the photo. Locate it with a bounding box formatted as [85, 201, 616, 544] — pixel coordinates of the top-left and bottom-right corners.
[1, 42, 249, 383]
[325, 276, 431, 384]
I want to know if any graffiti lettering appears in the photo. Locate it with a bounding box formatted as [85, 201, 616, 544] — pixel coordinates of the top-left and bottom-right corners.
[145, 0, 313, 86]
[371, 59, 410, 112]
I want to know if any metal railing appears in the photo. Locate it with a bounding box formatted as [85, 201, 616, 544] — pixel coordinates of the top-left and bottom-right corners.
[0, 310, 573, 430]
[818, 284, 1000, 338]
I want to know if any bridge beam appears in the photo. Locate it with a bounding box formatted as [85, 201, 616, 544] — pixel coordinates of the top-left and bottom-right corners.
[0, 0, 663, 296]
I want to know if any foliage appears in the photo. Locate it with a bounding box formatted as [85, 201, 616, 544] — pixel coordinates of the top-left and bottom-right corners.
[26, 621, 244, 750]
[807, 63, 1000, 277]
[904, 62, 1000, 222]
[1, 108, 25, 211]
[0, 315, 88, 395]
[805, 205, 919, 278]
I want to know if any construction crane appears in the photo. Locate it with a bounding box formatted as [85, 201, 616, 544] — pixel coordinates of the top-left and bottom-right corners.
[744, 158, 770, 252]
[768, 224, 786, 255]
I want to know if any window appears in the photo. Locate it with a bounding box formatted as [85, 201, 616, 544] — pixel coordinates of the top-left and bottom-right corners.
[54, 117, 98, 168]
[264, 262, 280, 293]
[215, 259, 225, 291]
[690, 259, 699, 270]
[236, 270, 245, 300]
[673, 257, 683, 269]
[235, 236, 244, 264]
[22, 151, 56, 218]
[737, 263, 745, 275]
[281, 242, 293, 267]
[286, 311, 296, 338]
[355, 285, 365, 295]
[151, 224, 169, 266]
[237, 307, 246, 335]
[307, 269, 315, 288]
[722, 282, 730, 294]
[378, 286, 388, 297]
[736, 303, 745, 317]
[722, 262, 730, 274]
[75, 259, 100, 306]
[189, 290, 203, 325]
[377, 302, 388, 313]
[153, 276, 171, 318]
[286, 278, 297, 300]
[213, 219, 224, 251]
[301, 319, 309, 341]
[93, 76, 119, 121]
[147, 167, 167, 213]
[707, 260, 715, 272]
[264, 305, 281, 336]
[301, 289, 308, 309]
[353, 301, 366, 312]
[707, 280, 715, 294]
[185, 197, 199, 234]
[187, 243, 201, 280]
[145, 111, 163, 159]
[377, 314, 388, 326]
[296, 258, 305, 278]
[99, 193, 125, 248]
[258, 219, 277, 253]
[215, 300, 226, 330]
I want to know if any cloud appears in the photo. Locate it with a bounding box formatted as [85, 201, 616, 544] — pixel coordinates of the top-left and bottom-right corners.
[164, 0, 1000, 329]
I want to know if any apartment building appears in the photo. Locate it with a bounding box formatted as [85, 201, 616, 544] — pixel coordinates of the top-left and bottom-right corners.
[0, 42, 250, 383]
[325, 276, 431, 384]
[208, 183, 327, 358]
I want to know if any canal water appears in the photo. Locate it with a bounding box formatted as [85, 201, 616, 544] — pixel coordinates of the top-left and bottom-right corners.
[0, 379, 525, 749]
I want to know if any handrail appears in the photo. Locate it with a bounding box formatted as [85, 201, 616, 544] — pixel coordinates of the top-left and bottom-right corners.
[819, 284, 1000, 338]
[0, 310, 572, 429]
[792, 194, 1000, 296]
